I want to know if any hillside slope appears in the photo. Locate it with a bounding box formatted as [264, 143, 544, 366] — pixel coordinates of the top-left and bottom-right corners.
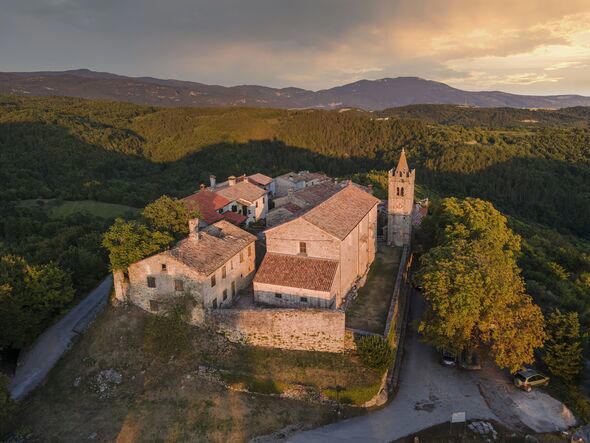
[2, 69, 590, 110]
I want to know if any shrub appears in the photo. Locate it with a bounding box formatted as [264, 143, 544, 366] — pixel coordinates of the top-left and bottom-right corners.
[144, 296, 193, 360]
[356, 335, 394, 370]
[0, 373, 17, 435]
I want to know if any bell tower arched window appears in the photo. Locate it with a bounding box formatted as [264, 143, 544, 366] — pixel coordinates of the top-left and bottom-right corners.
[401, 187, 404, 197]
[396, 187, 400, 196]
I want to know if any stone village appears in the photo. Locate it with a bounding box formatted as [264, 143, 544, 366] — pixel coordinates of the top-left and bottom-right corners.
[113, 150, 422, 353]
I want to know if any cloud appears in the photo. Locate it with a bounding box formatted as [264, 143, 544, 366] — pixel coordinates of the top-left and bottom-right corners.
[1, 0, 590, 94]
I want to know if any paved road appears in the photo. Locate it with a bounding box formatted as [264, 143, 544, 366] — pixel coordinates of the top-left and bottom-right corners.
[9, 275, 113, 399]
[288, 289, 574, 442]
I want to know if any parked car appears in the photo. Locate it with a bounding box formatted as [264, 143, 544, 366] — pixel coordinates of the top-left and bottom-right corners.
[459, 350, 482, 370]
[514, 369, 549, 392]
[440, 349, 457, 367]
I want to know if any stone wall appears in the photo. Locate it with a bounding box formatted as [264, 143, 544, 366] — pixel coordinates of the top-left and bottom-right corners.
[209, 307, 346, 352]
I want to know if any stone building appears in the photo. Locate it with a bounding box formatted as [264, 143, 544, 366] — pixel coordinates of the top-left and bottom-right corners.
[113, 219, 256, 320]
[254, 184, 380, 308]
[247, 173, 275, 196]
[388, 149, 415, 247]
[274, 171, 331, 197]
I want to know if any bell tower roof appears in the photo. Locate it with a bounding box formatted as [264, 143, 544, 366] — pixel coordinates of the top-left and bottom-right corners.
[395, 148, 409, 173]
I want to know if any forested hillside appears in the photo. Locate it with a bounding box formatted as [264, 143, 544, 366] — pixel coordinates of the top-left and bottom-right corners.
[1, 95, 589, 347]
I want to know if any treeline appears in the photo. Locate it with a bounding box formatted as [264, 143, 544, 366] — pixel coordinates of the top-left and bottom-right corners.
[1, 94, 590, 346]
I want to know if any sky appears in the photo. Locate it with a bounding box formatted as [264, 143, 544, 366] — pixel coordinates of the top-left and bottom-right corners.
[1, 0, 590, 94]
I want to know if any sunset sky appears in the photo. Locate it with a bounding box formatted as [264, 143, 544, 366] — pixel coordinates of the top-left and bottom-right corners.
[2, 0, 590, 94]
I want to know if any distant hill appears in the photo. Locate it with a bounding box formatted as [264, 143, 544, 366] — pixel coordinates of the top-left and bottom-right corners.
[2, 69, 590, 110]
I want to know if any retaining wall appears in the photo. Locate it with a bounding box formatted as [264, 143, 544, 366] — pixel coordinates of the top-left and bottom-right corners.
[209, 307, 346, 353]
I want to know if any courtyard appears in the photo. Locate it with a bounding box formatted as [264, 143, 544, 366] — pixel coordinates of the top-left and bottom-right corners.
[345, 246, 402, 334]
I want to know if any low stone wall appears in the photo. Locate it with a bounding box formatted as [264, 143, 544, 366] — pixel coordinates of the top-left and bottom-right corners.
[209, 307, 346, 353]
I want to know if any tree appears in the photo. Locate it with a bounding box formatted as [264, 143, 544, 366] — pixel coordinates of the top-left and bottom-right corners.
[543, 309, 583, 382]
[0, 373, 17, 435]
[416, 198, 545, 373]
[142, 195, 200, 238]
[101, 218, 173, 271]
[0, 255, 75, 348]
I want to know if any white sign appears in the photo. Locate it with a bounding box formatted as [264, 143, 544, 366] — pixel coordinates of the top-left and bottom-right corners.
[451, 412, 466, 423]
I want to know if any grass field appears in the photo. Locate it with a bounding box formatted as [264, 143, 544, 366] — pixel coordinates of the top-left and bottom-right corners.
[12, 304, 379, 442]
[345, 247, 402, 334]
[19, 199, 139, 219]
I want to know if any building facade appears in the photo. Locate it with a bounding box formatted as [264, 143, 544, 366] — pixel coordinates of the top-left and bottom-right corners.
[254, 184, 379, 309]
[388, 149, 415, 247]
[113, 219, 256, 321]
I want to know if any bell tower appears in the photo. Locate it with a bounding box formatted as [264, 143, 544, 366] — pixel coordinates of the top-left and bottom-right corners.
[388, 148, 415, 247]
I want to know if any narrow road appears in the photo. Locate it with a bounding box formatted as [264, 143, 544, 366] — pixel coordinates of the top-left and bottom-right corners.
[9, 275, 113, 400]
[288, 290, 498, 442]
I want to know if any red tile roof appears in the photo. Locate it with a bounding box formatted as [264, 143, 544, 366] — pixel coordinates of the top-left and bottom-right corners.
[222, 211, 247, 225]
[302, 184, 380, 240]
[254, 253, 339, 292]
[169, 220, 256, 276]
[214, 180, 267, 204]
[248, 173, 273, 186]
[182, 189, 230, 225]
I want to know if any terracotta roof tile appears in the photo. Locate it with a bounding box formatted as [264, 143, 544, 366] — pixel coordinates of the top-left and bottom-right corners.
[168, 220, 256, 276]
[291, 182, 341, 207]
[214, 180, 267, 204]
[302, 185, 380, 240]
[182, 189, 230, 225]
[222, 211, 247, 225]
[254, 253, 338, 292]
[248, 173, 273, 186]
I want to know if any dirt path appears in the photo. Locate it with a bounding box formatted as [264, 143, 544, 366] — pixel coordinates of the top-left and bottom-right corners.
[9, 275, 113, 399]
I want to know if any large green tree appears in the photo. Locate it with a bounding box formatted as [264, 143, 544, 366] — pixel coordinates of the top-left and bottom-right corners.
[142, 195, 200, 239]
[543, 309, 584, 382]
[416, 198, 545, 372]
[101, 219, 173, 271]
[0, 255, 75, 348]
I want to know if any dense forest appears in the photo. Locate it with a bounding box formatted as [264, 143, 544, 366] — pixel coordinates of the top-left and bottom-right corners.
[1, 94, 589, 349]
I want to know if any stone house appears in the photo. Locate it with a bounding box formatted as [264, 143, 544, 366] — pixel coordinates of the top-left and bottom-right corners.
[274, 171, 331, 197]
[182, 185, 247, 226]
[113, 219, 257, 320]
[207, 174, 268, 225]
[247, 173, 275, 196]
[254, 184, 380, 309]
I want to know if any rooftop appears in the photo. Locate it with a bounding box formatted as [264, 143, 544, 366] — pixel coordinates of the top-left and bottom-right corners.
[302, 184, 380, 240]
[214, 180, 267, 204]
[254, 253, 339, 292]
[290, 181, 341, 207]
[248, 173, 273, 186]
[182, 189, 230, 225]
[168, 220, 256, 276]
[277, 171, 330, 184]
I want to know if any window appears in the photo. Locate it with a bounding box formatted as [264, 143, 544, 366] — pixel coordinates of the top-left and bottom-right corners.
[256, 201, 259, 208]
[399, 171, 402, 177]
[218, 209, 223, 214]
[299, 242, 307, 255]
[275, 293, 282, 299]
[248, 245, 252, 257]
[300, 296, 308, 303]
[161, 263, 167, 272]
[147, 276, 156, 288]
[230, 259, 234, 270]
[231, 281, 236, 297]
[174, 279, 184, 291]
[240, 251, 244, 263]
[400, 187, 404, 197]
[396, 187, 400, 196]
[232, 205, 237, 212]
[222, 266, 226, 279]
[149, 300, 160, 311]
[123, 272, 129, 282]
[248, 209, 252, 215]
[211, 274, 216, 287]
[263, 197, 265, 203]
[212, 299, 218, 309]
[223, 289, 228, 300]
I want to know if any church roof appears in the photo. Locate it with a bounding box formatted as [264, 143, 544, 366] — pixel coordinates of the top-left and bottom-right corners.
[395, 148, 410, 173]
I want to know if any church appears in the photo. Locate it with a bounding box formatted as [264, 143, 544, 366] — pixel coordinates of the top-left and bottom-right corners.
[387, 148, 415, 247]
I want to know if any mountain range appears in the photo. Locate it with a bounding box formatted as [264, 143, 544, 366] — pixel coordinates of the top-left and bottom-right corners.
[2, 68, 590, 110]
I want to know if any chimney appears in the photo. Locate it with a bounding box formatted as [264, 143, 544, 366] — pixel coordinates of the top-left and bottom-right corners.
[368, 184, 373, 194]
[199, 184, 205, 191]
[188, 218, 200, 241]
[210, 175, 216, 189]
[228, 175, 236, 186]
